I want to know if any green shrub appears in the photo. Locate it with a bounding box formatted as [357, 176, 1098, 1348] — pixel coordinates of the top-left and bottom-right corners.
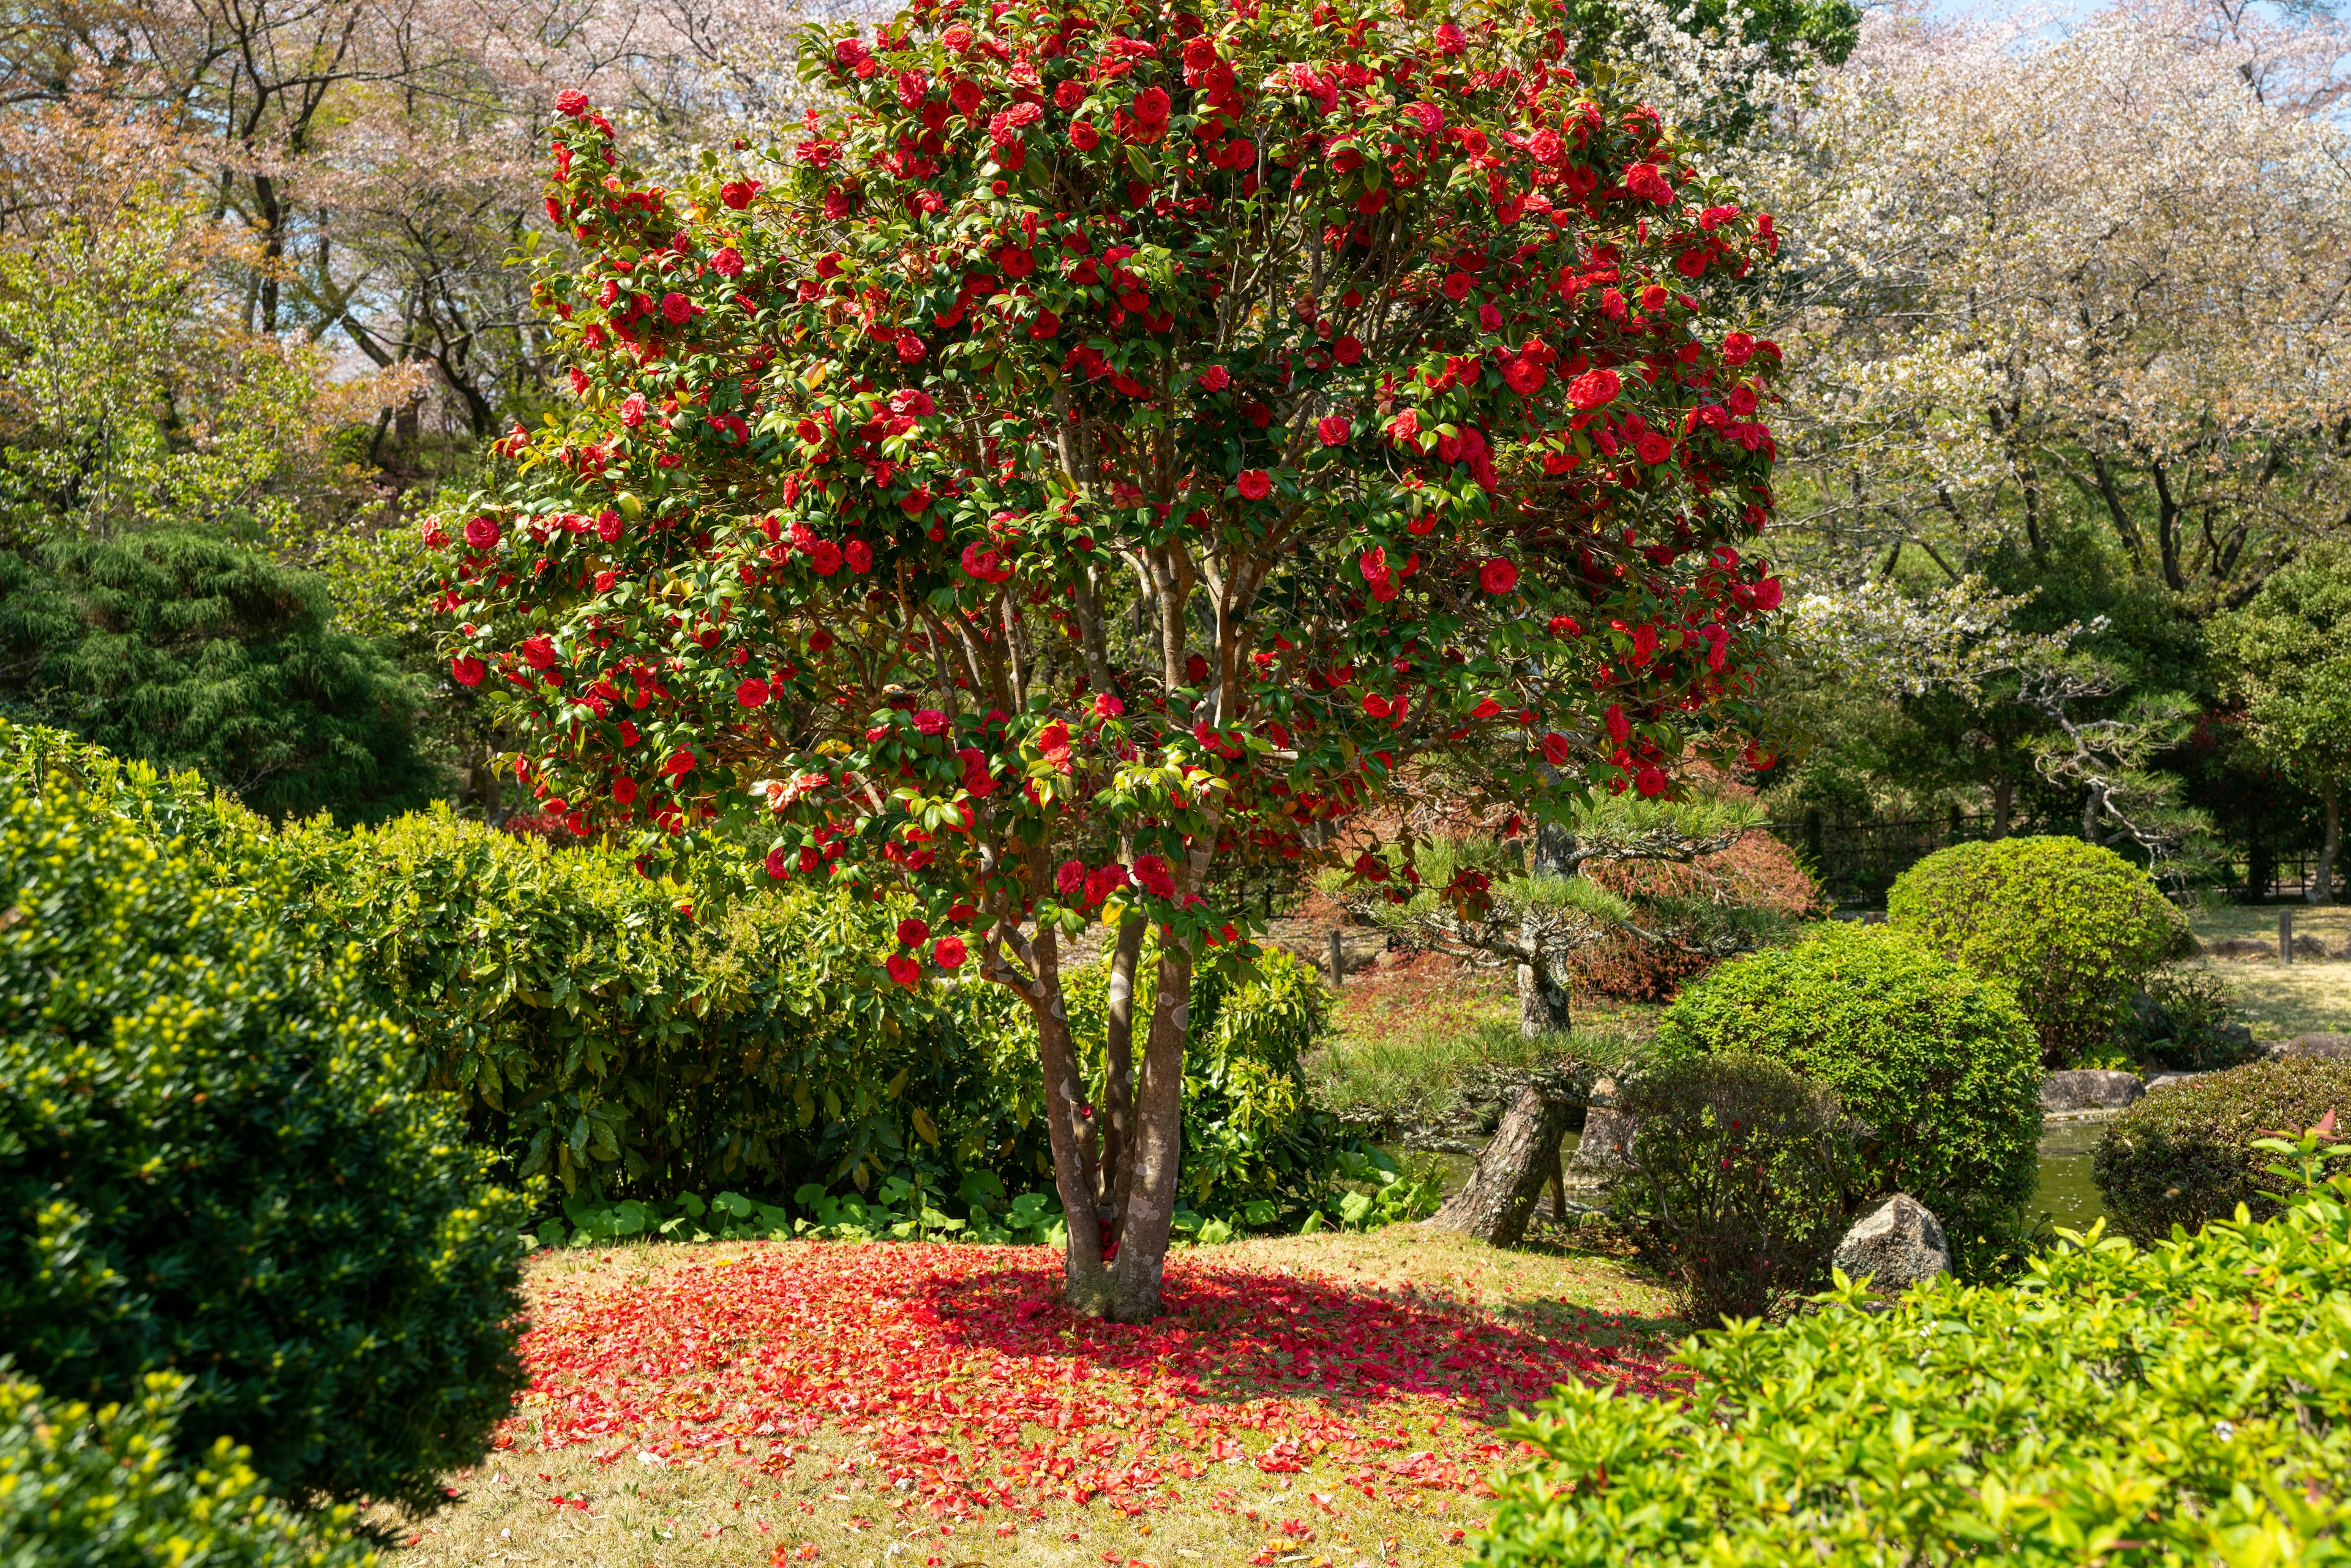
[1476, 1142, 2351, 1568]
[2093, 1058, 2351, 1243]
[0, 1367, 376, 1567]
[2127, 966, 2258, 1072]
[1605, 1055, 1857, 1325]
[0, 778, 530, 1514]
[1655, 922, 2042, 1277]
[0, 721, 1378, 1240]
[1888, 835, 2191, 1065]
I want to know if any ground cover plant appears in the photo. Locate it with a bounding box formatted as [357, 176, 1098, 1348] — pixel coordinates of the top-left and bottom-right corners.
[447, 0, 1790, 1318]
[388, 1230, 1677, 1567]
[1477, 1127, 2351, 1567]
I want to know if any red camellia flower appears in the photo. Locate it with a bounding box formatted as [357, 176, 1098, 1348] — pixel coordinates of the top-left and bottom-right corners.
[898, 917, 930, 946]
[763, 846, 790, 878]
[660, 292, 692, 324]
[932, 935, 967, 969]
[1070, 119, 1100, 150]
[522, 633, 557, 669]
[913, 707, 948, 735]
[1637, 432, 1674, 465]
[1567, 367, 1622, 409]
[1434, 21, 1467, 53]
[885, 953, 922, 985]
[1479, 558, 1519, 594]
[895, 331, 926, 362]
[1028, 309, 1059, 340]
[463, 514, 501, 549]
[1316, 415, 1351, 446]
[1540, 732, 1573, 765]
[1093, 693, 1124, 718]
[450, 655, 485, 686]
[555, 88, 590, 117]
[1133, 86, 1170, 122]
[1196, 365, 1230, 392]
[611, 777, 638, 804]
[1502, 357, 1547, 394]
[1442, 271, 1474, 300]
[719, 179, 762, 209]
[736, 677, 770, 707]
[1360, 692, 1392, 718]
[1471, 697, 1503, 718]
[711, 246, 745, 277]
[1235, 470, 1272, 499]
[1635, 765, 1669, 796]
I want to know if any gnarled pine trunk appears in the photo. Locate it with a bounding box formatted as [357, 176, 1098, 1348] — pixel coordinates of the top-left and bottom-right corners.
[1427, 1084, 1577, 1247]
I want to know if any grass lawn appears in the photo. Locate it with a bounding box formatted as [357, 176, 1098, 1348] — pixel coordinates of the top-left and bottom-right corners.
[2184, 904, 2351, 1041]
[386, 1232, 1675, 1568]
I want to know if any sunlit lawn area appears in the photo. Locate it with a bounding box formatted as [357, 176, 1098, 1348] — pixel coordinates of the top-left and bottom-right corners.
[385, 1232, 1675, 1568]
[2186, 904, 2351, 1040]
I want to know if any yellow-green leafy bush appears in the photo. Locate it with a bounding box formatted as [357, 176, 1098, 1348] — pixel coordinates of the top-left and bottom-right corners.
[0, 1368, 375, 1567]
[1888, 836, 2191, 1065]
[1654, 922, 2042, 1277]
[2094, 1058, 2351, 1243]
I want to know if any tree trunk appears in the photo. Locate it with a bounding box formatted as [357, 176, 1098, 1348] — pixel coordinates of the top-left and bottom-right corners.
[1100, 913, 1147, 1227]
[1992, 776, 2014, 839]
[1517, 953, 1572, 1038]
[1024, 929, 1112, 1316]
[1426, 1084, 1576, 1247]
[2314, 775, 2341, 906]
[1111, 939, 1191, 1321]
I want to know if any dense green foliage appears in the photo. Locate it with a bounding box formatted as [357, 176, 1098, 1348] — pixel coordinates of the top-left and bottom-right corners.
[2094, 1060, 2351, 1244]
[2208, 543, 2351, 899]
[0, 533, 438, 823]
[0, 1368, 376, 1567]
[1478, 1140, 2351, 1568]
[1655, 922, 2042, 1276]
[1605, 1055, 1854, 1325]
[0, 769, 530, 1513]
[1888, 836, 2191, 1065]
[0, 722, 1375, 1237]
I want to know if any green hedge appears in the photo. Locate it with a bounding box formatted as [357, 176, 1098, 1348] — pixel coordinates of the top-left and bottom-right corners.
[0, 721, 1376, 1238]
[1888, 836, 2191, 1066]
[1477, 1141, 2351, 1567]
[0, 775, 529, 1514]
[1655, 922, 2042, 1277]
[2094, 1059, 2351, 1243]
[0, 1368, 376, 1567]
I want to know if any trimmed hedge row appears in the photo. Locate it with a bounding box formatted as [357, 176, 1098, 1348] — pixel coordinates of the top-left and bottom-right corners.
[1480, 1142, 2351, 1567]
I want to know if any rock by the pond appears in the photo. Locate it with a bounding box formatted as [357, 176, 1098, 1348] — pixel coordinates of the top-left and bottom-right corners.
[1832, 1195, 1949, 1295]
[2290, 934, 2334, 959]
[2040, 1069, 2146, 1113]
[2278, 1032, 2351, 1061]
[2208, 937, 2278, 960]
[1569, 1108, 1635, 1172]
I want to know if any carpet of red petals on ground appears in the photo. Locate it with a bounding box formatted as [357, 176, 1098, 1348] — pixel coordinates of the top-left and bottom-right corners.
[498, 1245, 1674, 1526]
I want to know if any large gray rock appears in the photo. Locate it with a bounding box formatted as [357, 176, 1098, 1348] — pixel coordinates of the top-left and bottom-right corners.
[1832, 1194, 1950, 1295]
[2040, 1069, 2146, 1114]
[1569, 1108, 1635, 1173]
[2279, 1032, 2351, 1061]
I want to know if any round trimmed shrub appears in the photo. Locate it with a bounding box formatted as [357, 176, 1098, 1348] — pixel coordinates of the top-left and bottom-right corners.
[0, 1367, 375, 1566]
[0, 780, 531, 1513]
[1605, 1055, 1855, 1326]
[1654, 922, 2042, 1277]
[1887, 836, 2191, 1066]
[2091, 1059, 2351, 1243]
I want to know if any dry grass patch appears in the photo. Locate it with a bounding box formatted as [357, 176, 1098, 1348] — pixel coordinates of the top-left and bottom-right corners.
[385, 1232, 1673, 1568]
[2186, 905, 2351, 1040]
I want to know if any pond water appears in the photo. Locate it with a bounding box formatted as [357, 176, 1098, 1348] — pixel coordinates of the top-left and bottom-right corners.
[1397, 1118, 2113, 1230]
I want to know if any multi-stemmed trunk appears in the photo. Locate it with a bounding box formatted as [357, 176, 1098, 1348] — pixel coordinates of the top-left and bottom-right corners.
[2312, 775, 2341, 906]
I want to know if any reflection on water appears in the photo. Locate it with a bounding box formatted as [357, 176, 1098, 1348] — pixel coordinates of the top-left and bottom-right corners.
[1393, 1121, 2113, 1230]
[2034, 1117, 2110, 1231]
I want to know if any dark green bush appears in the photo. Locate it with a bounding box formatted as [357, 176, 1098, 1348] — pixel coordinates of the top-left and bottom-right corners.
[1655, 921, 2042, 1277]
[0, 531, 440, 824]
[0, 777, 530, 1514]
[1888, 836, 2191, 1066]
[1604, 1055, 1856, 1325]
[0, 1367, 376, 1567]
[2093, 1058, 2351, 1242]
[2128, 967, 2258, 1072]
[1476, 1144, 2351, 1568]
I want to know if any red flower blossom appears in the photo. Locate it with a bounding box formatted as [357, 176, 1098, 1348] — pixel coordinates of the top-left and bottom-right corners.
[933, 935, 967, 969]
[898, 917, 930, 947]
[1479, 558, 1519, 594]
[1316, 415, 1351, 446]
[450, 655, 485, 686]
[736, 678, 770, 707]
[1235, 470, 1272, 499]
[1070, 120, 1100, 150]
[885, 953, 922, 985]
[1566, 367, 1621, 409]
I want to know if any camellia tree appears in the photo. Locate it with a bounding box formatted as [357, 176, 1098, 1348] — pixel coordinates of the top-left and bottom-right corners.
[436, 0, 1788, 1319]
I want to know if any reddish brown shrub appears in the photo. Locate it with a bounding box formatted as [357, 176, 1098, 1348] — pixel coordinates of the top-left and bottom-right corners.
[1567, 828, 1828, 1002]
